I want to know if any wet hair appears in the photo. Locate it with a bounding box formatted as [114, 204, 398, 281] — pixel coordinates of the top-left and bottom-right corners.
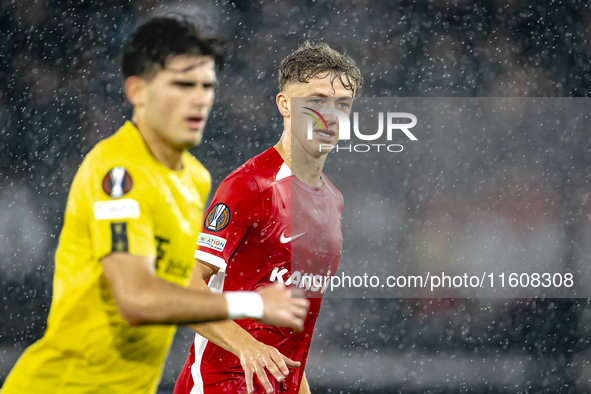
[123, 15, 225, 80]
[278, 41, 363, 95]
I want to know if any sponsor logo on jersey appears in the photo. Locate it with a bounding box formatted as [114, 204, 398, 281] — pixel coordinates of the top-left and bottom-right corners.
[197, 233, 227, 252]
[93, 199, 140, 220]
[204, 203, 231, 232]
[270, 266, 331, 294]
[102, 167, 132, 198]
[279, 231, 306, 244]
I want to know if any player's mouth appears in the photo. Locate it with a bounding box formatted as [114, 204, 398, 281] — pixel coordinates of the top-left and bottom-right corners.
[186, 116, 205, 131]
[315, 128, 335, 142]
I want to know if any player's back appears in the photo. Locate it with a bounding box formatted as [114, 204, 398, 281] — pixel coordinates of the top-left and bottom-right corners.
[2, 122, 210, 394]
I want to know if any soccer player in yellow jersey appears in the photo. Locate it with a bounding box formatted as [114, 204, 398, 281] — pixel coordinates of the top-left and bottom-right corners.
[2, 16, 308, 394]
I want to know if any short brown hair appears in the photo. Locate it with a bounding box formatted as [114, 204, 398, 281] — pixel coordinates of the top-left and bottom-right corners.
[278, 41, 363, 95]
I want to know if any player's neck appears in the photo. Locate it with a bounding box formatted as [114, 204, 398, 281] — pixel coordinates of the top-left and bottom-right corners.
[275, 132, 326, 187]
[291, 151, 327, 187]
[134, 119, 184, 171]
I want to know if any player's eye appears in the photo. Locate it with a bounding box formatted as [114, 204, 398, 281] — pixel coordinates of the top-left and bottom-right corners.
[202, 82, 215, 90]
[309, 99, 324, 105]
[173, 81, 196, 88]
[337, 102, 351, 109]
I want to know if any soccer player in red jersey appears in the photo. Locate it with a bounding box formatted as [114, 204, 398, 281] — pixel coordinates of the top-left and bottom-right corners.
[174, 42, 363, 394]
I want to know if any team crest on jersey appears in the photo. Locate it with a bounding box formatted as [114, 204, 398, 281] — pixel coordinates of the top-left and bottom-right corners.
[102, 167, 133, 198]
[204, 203, 231, 232]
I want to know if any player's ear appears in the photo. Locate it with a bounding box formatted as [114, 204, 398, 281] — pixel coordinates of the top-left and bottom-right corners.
[276, 91, 290, 118]
[125, 76, 147, 107]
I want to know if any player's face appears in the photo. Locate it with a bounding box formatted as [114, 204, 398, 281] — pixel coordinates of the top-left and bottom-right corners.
[287, 73, 354, 157]
[143, 55, 216, 150]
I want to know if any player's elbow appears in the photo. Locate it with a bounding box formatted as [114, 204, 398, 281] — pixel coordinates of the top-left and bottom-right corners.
[118, 304, 146, 326]
[112, 290, 153, 326]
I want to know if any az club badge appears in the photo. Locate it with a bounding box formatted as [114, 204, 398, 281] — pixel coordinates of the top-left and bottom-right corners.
[103, 167, 133, 198]
[204, 203, 231, 232]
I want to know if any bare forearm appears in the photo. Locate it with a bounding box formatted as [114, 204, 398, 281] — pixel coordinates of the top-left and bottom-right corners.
[191, 319, 258, 354]
[102, 254, 307, 330]
[130, 276, 228, 325]
[188, 264, 257, 354]
[102, 253, 228, 326]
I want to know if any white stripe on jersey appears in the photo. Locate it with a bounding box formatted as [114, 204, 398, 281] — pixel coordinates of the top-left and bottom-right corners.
[276, 161, 337, 197]
[321, 174, 338, 197]
[275, 162, 293, 181]
[195, 250, 227, 271]
[190, 267, 226, 394]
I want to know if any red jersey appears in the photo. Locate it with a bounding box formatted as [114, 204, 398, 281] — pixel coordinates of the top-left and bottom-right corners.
[174, 147, 343, 394]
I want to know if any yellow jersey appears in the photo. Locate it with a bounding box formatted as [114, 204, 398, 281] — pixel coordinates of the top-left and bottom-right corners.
[2, 121, 210, 394]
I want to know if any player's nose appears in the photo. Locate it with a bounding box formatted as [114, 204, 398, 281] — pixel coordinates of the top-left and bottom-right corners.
[190, 86, 214, 108]
[323, 112, 338, 126]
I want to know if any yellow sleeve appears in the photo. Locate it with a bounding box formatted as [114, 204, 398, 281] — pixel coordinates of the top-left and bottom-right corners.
[80, 160, 158, 260]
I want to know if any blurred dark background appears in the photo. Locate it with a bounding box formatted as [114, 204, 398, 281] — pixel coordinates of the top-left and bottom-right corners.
[3, 0, 591, 392]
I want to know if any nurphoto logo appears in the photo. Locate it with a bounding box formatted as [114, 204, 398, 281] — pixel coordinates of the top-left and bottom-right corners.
[304, 108, 418, 153]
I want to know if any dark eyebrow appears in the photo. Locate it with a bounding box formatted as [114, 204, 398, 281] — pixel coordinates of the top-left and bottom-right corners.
[180, 65, 199, 73]
[166, 64, 200, 74]
[306, 93, 330, 98]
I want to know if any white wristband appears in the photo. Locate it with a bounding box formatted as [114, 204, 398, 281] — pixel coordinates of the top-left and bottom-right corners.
[224, 292, 264, 319]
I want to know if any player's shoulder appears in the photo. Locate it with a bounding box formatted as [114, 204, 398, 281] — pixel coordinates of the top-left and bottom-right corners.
[182, 152, 211, 183]
[220, 165, 260, 195]
[322, 174, 345, 203]
[226, 147, 285, 190]
[77, 122, 157, 190]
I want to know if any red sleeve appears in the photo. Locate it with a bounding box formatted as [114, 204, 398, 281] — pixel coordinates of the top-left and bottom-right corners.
[194, 171, 260, 271]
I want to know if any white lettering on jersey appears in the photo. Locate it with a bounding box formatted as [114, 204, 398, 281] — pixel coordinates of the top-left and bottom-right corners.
[269, 267, 331, 294]
[270, 267, 288, 283]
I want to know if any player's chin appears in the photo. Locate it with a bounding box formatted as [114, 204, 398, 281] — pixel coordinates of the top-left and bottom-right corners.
[318, 143, 335, 155]
[173, 139, 199, 152]
[310, 140, 336, 156]
[179, 132, 203, 148]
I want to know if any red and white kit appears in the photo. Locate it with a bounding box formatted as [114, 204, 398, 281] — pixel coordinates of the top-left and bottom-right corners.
[174, 147, 343, 394]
